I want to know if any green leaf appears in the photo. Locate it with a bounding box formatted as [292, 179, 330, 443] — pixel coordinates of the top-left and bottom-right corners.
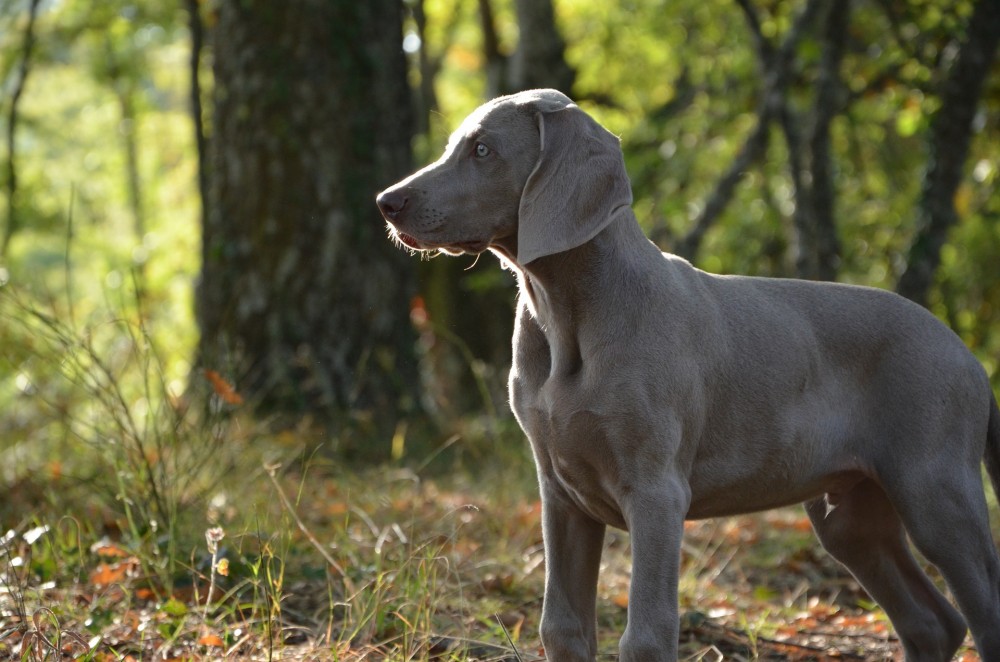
[160, 597, 188, 618]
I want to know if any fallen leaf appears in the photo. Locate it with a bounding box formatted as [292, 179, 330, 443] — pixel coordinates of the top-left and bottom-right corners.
[517, 501, 542, 528]
[89, 557, 139, 588]
[204, 369, 244, 405]
[135, 588, 156, 601]
[90, 539, 130, 558]
[481, 573, 513, 593]
[326, 501, 349, 516]
[198, 632, 224, 647]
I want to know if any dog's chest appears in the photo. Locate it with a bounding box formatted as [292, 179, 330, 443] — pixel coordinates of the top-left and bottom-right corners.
[511, 370, 654, 530]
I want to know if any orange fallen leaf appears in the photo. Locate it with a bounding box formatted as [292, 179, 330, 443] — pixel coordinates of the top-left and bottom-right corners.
[91, 540, 131, 558]
[326, 501, 349, 516]
[767, 516, 814, 532]
[517, 500, 542, 527]
[198, 632, 225, 647]
[204, 369, 244, 405]
[89, 557, 139, 588]
[135, 587, 156, 600]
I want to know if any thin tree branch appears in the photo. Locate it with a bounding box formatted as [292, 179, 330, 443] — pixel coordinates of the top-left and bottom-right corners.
[777, 100, 811, 275]
[896, 0, 1000, 306]
[2, 0, 43, 258]
[675, 116, 772, 259]
[786, 0, 851, 280]
[734, 0, 774, 69]
[677, 0, 825, 260]
[185, 0, 208, 225]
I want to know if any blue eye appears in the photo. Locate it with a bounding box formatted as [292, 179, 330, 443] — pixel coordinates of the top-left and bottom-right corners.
[475, 142, 490, 158]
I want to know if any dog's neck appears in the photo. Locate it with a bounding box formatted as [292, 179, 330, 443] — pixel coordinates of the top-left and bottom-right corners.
[505, 209, 659, 374]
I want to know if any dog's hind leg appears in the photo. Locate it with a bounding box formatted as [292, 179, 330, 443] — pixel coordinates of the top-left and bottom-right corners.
[805, 479, 967, 662]
[885, 462, 1000, 662]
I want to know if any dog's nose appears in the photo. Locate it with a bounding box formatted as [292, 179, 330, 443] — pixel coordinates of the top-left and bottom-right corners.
[376, 189, 409, 220]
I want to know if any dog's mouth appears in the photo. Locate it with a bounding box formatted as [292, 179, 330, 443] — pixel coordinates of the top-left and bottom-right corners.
[392, 228, 489, 256]
[395, 231, 426, 250]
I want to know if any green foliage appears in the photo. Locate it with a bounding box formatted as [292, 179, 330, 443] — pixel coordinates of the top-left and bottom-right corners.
[1, 0, 198, 386]
[0, 283, 229, 592]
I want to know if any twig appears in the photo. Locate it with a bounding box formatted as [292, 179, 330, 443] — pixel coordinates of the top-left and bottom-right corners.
[203, 527, 224, 619]
[2, 0, 43, 258]
[264, 463, 354, 594]
[688, 618, 875, 660]
[679, 0, 827, 260]
[64, 185, 76, 325]
[184, 0, 208, 222]
[896, 0, 1000, 305]
[494, 613, 524, 662]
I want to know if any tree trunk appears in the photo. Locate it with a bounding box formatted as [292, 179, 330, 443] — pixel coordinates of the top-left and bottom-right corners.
[896, 0, 1000, 306]
[198, 0, 419, 433]
[508, 0, 575, 94]
[792, 0, 848, 281]
[478, 0, 508, 99]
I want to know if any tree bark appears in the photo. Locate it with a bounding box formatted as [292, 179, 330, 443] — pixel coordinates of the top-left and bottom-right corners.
[896, 0, 1000, 306]
[807, 0, 848, 281]
[508, 0, 575, 94]
[791, 0, 848, 281]
[198, 0, 419, 432]
[411, 0, 439, 137]
[478, 0, 508, 98]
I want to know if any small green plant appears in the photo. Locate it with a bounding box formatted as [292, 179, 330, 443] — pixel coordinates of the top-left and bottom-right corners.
[1, 282, 233, 592]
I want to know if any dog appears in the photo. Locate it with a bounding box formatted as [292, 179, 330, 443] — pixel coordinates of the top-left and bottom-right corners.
[377, 88, 1000, 662]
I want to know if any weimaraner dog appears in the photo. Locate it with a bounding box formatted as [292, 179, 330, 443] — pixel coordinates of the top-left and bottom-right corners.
[377, 89, 1000, 661]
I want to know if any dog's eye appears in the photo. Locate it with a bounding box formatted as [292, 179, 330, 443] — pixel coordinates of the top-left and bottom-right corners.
[474, 142, 490, 158]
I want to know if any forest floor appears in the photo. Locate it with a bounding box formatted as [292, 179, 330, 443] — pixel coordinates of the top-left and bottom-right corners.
[0, 437, 990, 661]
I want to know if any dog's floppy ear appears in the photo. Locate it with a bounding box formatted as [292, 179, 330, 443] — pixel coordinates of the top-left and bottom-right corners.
[517, 102, 633, 265]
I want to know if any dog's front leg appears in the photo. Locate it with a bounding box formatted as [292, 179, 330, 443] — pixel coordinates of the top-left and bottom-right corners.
[538, 480, 606, 662]
[619, 478, 690, 662]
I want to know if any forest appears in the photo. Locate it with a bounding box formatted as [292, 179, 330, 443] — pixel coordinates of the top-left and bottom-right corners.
[0, 0, 998, 659]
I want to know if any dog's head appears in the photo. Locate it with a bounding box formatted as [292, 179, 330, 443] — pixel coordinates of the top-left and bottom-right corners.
[376, 89, 632, 266]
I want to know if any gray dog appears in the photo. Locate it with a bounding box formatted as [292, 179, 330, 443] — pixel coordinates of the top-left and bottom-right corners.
[377, 89, 1000, 662]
